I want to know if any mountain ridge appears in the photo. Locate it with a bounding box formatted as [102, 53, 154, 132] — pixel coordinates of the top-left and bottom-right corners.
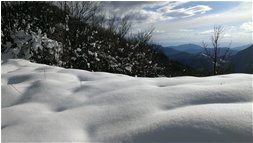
[230, 45, 253, 73]
[157, 43, 253, 74]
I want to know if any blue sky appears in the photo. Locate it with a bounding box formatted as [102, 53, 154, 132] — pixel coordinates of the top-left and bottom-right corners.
[104, 1, 252, 47]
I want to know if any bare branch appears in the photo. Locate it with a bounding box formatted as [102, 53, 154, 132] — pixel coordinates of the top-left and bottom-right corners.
[202, 25, 231, 75]
[118, 16, 132, 38]
[221, 41, 232, 61]
[202, 42, 213, 59]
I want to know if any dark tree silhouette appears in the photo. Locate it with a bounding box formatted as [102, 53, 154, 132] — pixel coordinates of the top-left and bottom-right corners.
[202, 26, 231, 75]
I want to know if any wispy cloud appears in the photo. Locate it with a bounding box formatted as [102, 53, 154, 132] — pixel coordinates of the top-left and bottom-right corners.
[161, 5, 212, 18]
[157, 1, 188, 12]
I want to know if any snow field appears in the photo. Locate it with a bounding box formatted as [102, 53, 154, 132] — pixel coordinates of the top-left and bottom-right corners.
[1, 59, 253, 143]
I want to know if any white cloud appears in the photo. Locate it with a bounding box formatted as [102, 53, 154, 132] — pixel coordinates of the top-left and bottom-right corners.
[224, 33, 231, 37]
[151, 2, 252, 45]
[184, 5, 212, 15]
[200, 29, 213, 34]
[104, 1, 194, 24]
[179, 29, 194, 32]
[158, 1, 188, 13]
[200, 28, 231, 37]
[124, 10, 172, 24]
[154, 30, 166, 33]
[162, 5, 212, 18]
[156, 2, 252, 31]
[240, 22, 253, 32]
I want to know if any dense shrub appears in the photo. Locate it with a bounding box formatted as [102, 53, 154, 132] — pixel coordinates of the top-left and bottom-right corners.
[1, 1, 197, 77]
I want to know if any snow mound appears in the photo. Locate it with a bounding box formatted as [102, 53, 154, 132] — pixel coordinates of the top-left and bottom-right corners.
[2, 59, 253, 143]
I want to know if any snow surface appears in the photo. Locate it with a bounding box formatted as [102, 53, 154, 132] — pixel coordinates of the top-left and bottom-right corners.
[1, 59, 253, 143]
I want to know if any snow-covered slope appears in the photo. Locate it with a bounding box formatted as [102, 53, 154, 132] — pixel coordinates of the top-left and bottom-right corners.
[2, 59, 253, 143]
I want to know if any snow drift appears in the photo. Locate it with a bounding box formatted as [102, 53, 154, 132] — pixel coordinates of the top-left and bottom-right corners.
[1, 59, 253, 143]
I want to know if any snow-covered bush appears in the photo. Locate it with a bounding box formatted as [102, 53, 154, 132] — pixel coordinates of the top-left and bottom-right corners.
[2, 29, 63, 66]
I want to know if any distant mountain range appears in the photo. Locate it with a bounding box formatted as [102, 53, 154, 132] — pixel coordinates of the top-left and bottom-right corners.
[156, 43, 253, 74]
[162, 43, 241, 55]
[232, 44, 252, 51]
[164, 44, 203, 54]
[230, 45, 253, 73]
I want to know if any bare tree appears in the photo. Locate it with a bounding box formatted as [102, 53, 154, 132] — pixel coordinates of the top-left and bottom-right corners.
[55, 1, 101, 22]
[118, 16, 131, 38]
[202, 25, 231, 75]
[107, 15, 118, 33]
[106, 15, 132, 38]
[135, 26, 155, 44]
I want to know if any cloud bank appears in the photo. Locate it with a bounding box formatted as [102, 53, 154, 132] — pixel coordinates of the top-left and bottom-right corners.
[102, 1, 252, 46]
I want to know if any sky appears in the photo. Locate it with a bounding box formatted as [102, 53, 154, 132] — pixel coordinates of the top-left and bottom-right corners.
[102, 1, 252, 47]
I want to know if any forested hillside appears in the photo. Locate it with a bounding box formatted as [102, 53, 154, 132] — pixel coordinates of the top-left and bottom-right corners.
[1, 1, 197, 77]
